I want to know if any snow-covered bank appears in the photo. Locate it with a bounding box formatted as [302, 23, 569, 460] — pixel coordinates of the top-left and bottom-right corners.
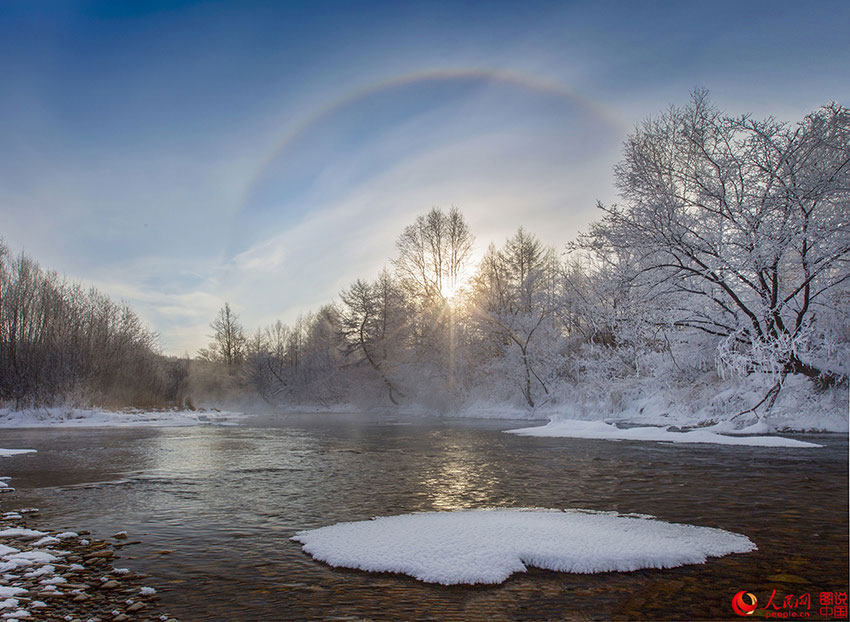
[0, 449, 36, 458]
[0, 407, 244, 428]
[451, 373, 848, 433]
[292, 508, 756, 585]
[1, 371, 846, 435]
[505, 419, 822, 448]
[558, 373, 848, 434]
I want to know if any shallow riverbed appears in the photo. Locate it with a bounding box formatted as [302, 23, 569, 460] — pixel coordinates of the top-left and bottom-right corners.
[1, 414, 846, 621]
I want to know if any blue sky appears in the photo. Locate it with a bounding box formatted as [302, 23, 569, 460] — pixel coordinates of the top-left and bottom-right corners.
[1, 0, 848, 354]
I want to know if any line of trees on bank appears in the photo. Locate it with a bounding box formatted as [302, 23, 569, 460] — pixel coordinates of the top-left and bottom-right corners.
[3, 93, 848, 420]
[202, 94, 849, 419]
[0, 242, 182, 409]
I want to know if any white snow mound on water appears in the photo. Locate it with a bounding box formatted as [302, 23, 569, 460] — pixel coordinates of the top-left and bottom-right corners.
[505, 419, 821, 447]
[0, 449, 35, 458]
[291, 509, 757, 585]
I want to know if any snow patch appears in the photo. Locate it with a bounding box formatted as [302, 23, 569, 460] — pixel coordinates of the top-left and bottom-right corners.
[292, 508, 756, 585]
[2, 551, 58, 565]
[0, 589, 25, 599]
[0, 450, 35, 458]
[0, 529, 46, 540]
[505, 419, 822, 448]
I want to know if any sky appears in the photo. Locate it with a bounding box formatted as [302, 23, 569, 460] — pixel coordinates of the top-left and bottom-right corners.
[1, 0, 848, 355]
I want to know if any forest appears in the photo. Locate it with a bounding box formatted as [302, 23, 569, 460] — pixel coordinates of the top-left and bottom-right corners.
[3, 94, 848, 424]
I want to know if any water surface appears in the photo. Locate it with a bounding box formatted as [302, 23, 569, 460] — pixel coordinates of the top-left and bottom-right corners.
[1, 414, 846, 621]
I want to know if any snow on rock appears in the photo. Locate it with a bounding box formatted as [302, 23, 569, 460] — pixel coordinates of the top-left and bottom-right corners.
[0, 450, 35, 458]
[22, 565, 54, 578]
[3, 551, 58, 565]
[0, 529, 46, 540]
[0, 589, 25, 599]
[505, 419, 822, 448]
[38, 576, 66, 585]
[291, 508, 756, 585]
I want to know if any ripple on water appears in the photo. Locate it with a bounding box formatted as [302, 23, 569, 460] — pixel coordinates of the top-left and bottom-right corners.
[0, 417, 845, 621]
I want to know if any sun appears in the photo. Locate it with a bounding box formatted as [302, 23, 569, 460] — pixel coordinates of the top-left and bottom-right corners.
[439, 249, 482, 304]
[440, 279, 464, 301]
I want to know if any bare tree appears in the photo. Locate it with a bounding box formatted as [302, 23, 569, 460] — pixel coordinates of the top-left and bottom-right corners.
[200, 303, 246, 371]
[339, 271, 407, 404]
[393, 206, 474, 306]
[0, 241, 170, 409]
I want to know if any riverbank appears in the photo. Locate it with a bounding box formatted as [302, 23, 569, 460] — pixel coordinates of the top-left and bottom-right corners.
[2, 371, 847, 434]
[0, 483, 177, 622]
[0, 406, 243, 429]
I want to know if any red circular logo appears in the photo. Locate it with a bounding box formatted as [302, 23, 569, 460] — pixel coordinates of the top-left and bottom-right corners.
[732, 591, 758, 616]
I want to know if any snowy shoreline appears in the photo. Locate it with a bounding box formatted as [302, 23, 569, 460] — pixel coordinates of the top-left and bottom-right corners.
[505, 419, 824, 448]
[0, 402, 845, 440]
[0, 407, 244, 429]
[0, 452, 176, 621]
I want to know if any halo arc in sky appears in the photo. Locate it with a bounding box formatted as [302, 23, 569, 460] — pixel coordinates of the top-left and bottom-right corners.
[241, 67, 626, 213]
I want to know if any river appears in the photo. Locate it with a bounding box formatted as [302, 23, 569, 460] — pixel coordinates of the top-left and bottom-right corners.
[0, 413, 846, 621]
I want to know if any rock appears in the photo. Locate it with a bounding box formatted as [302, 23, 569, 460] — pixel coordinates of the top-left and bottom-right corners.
[112, 531, 128, 540]
[101, 580, 121, 589]
[86, 549, 115, 559]
[113, 615, 129, 621]
[73, 593, 91, 601]
[126, 602, 145, 612]
[155, 550, 173, 555]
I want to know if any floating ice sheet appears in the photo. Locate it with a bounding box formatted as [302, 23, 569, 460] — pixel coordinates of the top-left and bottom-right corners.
[292, 508, 756, 585]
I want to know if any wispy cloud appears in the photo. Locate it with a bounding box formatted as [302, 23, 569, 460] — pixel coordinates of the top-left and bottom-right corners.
[1, 1, 846, 355]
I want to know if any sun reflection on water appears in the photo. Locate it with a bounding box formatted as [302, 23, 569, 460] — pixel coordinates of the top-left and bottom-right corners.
[420, 441, 501, 511]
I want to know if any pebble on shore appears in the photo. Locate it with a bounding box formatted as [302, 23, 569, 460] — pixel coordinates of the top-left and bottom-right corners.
[0, 498, 178, 622]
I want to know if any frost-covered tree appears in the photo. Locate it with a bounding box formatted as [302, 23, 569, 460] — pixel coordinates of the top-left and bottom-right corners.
[581, 92, 850, 398]
[470, 229, 563, 407]
[392, 207, 475, 401]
